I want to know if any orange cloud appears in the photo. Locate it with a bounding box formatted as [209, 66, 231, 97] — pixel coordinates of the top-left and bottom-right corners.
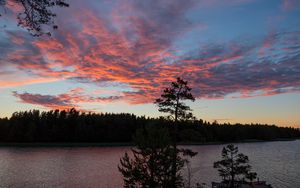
[1, 1, 299, 110]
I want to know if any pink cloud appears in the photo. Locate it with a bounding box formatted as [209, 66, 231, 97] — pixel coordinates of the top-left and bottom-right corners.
[13, 87, 123, 110]
[0, 1, 299, 110]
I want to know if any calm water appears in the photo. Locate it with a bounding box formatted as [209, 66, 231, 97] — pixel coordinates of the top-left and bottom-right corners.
[0, 140, 299, 188]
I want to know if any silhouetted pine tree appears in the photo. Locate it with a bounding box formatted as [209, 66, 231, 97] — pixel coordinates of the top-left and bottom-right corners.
[155, 77, 196, 187]
[118, 125, 185, 188]
[213, 144, 254, 188]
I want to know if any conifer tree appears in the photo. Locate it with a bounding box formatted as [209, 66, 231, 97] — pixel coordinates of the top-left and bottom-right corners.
[213, 144, 252, 188]
[155, 77, 195, 187]
[118, 125, 185, 188]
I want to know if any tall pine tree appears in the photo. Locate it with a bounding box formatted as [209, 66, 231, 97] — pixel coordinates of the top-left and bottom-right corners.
[155, 77, 195, 187]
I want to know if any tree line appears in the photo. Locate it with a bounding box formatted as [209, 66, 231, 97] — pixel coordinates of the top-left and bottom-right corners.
[0, 108, 299, 143]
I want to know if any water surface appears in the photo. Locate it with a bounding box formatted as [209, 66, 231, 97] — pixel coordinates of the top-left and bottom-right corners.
[0, 140, 299, 188]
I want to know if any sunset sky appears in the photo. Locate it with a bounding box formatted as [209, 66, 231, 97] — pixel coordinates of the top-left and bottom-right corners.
[0, 0, 299, 127]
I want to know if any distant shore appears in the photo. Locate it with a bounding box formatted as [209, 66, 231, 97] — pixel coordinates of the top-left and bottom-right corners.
[179, 138, 298, 146]
[0, 138, 298, 147]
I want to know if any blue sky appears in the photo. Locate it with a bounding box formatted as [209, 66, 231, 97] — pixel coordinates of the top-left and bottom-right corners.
[0, 0, 299, 127]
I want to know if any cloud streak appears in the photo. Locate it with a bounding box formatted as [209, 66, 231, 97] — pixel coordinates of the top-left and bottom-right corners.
[1, 0, 300, 110]
[13, 87, 123, 110]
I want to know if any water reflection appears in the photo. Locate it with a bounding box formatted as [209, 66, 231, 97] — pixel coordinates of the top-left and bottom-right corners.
[0, 140, 299, 188]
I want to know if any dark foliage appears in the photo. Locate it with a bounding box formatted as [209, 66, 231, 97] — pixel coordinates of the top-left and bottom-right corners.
[0, 109, 299, 143]
[245, 171, 257, 184]
[118, 125, 185, 188]
[155, 77, 195, 121]
[0, 0, 69, 36]
[214, 144, 254, 188]
[155, 77, 196, 187]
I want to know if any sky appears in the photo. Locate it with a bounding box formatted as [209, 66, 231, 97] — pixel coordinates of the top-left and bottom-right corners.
[0, 0, 299, 127]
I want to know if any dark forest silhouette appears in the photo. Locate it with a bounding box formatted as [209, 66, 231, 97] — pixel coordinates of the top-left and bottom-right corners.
[0, 108, 299, 143]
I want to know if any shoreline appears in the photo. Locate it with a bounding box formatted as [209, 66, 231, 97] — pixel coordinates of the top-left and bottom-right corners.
[0, 138, 298, 148]
[179, 138, 298, 145]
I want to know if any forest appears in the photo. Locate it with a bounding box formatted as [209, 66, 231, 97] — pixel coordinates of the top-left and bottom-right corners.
[0, 108, 299, 143]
